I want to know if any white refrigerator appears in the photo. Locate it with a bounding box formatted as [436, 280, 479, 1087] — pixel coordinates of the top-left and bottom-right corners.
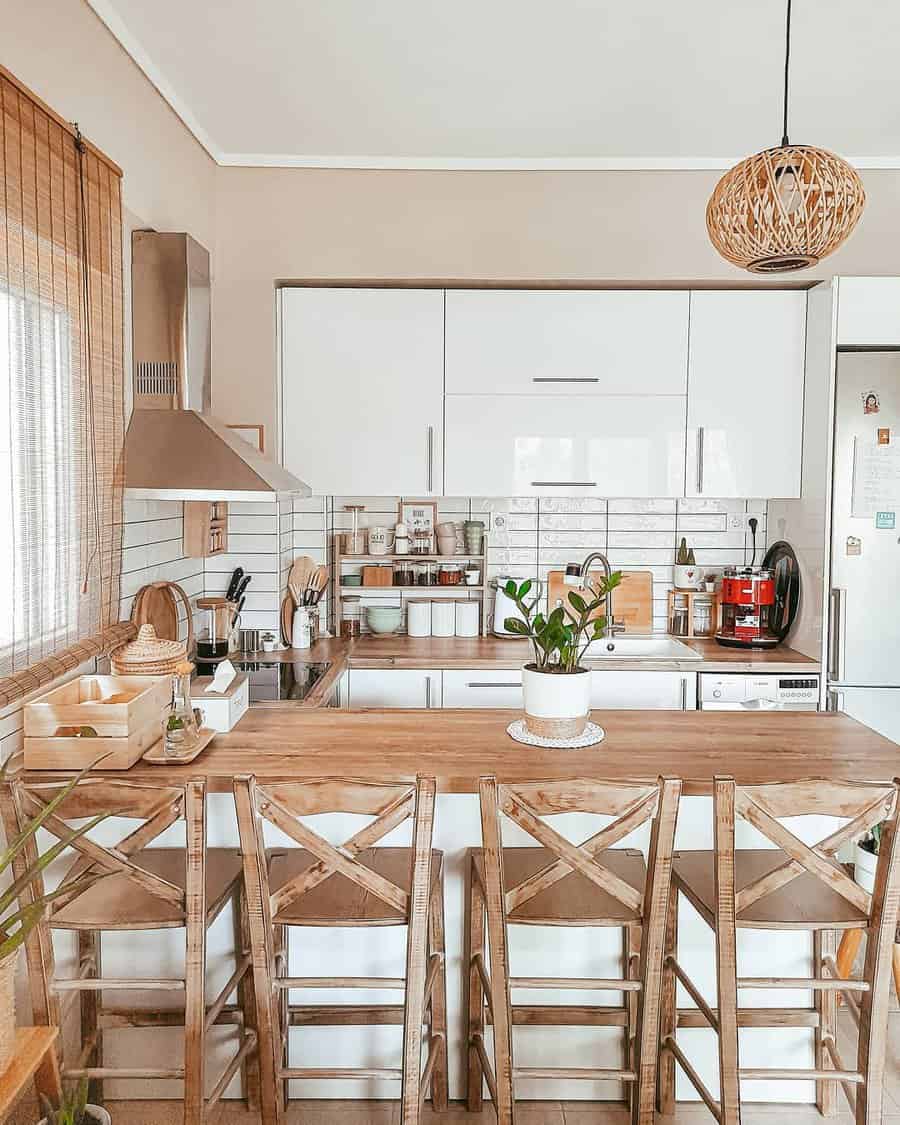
[828, 351, 900, 743]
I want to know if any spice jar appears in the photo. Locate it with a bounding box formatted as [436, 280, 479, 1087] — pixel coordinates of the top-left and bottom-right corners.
[411, 529, 432, 555]
[340, 596, 361, 639]
[692, 595, 715, 638]
[669, 593, 689, 637]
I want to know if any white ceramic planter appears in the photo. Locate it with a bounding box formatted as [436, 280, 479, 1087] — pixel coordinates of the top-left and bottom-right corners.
[854, 842, 878, 894]
[674, 564, 703, 590]
[522, 665, 591, 739]
[39, 1110, 110, 1125]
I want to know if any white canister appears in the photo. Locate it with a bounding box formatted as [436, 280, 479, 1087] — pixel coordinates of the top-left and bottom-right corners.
[394, 522, 410, 554]
[368, 525, 394, 555]
[455, 599, 480, 638]
[431, 599, 455, 638]
[407, 599, 432, 638]
[292, 606, 311, 649]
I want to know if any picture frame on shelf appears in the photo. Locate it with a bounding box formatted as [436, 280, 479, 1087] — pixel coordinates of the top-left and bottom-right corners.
[227, 423, 265, 453]
[397, 498, 437, 536]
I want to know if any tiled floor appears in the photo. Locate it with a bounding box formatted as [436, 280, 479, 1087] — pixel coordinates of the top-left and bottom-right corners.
[11, 1010, 900, 1124]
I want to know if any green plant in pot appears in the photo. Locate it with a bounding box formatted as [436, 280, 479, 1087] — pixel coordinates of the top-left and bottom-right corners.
[503, 571, 622, 738]
[0, 759, 108, 1082]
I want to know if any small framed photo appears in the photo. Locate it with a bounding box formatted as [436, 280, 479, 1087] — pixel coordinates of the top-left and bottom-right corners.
[227, 423, 265, 453]
[397, 498, 437, 535]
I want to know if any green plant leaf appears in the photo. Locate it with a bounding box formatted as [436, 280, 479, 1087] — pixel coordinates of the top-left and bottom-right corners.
[503, 579, 517, 597]
[503, 618, 531, 636]
[591, 617, 608, 638]
[0, 813, 106, 922]
[517, 579, 532, 600]
[567, 591, 587, 614]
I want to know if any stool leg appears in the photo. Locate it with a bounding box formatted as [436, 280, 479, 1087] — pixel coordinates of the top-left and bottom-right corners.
[428, 866, 449, 1111]
[714, 780, 741, 1125]
[657, 883, 678, 1115]
[183, 781, 207, 1125]
[274, 923, 289, 1113]
[464, 852, 485, 1112]
[814, 930, 838, 1117]
[479, 779, 515, 1125]
[235, 883, 261, 1110]
[622, 922, 640, 1114]
[78, 929, 102, 1105]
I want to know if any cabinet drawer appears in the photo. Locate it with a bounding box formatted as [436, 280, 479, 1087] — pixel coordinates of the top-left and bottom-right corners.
[445, 290, 689, 395]
[347, 669, 442, 709]
[444, 394, 687, 497]
[590, 671, 694, 710]
[442, 669, 524, 709]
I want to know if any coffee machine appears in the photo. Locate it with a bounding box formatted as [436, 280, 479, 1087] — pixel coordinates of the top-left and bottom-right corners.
[716, 566, 779, 648]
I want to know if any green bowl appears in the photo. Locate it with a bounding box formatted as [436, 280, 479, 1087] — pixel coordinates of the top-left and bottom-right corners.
[341, 574, 363, 586]
[365, 607, 402, 634]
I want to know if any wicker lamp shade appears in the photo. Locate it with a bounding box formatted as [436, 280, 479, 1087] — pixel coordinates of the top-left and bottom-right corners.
[707, 144, 866, 273]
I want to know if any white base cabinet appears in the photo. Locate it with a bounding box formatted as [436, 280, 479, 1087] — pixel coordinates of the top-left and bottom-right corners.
[591, 670, 695, 710]
[443, 669, 524, 708]
[346, 669, 442, 709]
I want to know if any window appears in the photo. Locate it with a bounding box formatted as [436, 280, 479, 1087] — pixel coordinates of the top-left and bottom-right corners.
[0, 67, 124, 694]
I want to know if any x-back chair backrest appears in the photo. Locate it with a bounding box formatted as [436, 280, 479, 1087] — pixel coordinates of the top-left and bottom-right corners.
[3, 776, 201, 920]
[233, 775, 435, 921]
[481, 776, 681, 922]
[715, 776, 899, 920]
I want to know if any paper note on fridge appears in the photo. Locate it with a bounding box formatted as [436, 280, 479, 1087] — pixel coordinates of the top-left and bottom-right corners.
[852, 435, 900, 518]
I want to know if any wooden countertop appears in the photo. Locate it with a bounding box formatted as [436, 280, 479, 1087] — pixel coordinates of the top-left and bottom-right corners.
[66, 708, 898, 796]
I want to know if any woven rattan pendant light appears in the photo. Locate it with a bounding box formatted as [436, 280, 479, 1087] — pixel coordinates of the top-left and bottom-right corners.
[706, 0, 865, 272]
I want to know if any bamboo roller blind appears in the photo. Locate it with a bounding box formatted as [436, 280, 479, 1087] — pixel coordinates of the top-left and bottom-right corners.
[0, 66, 125, 704]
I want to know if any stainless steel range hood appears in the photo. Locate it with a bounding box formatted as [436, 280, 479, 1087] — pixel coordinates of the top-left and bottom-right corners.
[124, 231, 310, 501]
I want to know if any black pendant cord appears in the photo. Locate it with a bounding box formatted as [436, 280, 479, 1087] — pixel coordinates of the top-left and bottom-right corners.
[781, 0, 792, 146]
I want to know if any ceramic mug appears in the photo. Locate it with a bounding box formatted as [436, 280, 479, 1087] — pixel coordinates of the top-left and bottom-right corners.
[368, 526, 395, 555]
[674, 563, 703, 590]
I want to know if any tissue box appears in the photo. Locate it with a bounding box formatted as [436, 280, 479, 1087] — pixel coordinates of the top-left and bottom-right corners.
[190, 673, 249, 732]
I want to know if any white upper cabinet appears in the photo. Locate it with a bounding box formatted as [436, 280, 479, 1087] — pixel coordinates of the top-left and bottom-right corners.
[445, 290, 689, 395]
[686, 291, 807, 499]
[280, 288, 444, 495]
[444, 394, 686, 497]
[836, 277, 900, 345]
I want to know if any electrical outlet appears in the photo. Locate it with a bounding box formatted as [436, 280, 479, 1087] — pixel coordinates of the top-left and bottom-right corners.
[728, 514, 748, 531]
[490, 511, 503, 531]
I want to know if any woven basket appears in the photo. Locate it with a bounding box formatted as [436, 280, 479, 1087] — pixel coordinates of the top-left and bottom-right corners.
[0, 949, 16, 1074]
[111, 624, 186, 676]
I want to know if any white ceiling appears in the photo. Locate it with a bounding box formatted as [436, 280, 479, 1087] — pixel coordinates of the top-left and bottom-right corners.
[88, 0, 900, 168]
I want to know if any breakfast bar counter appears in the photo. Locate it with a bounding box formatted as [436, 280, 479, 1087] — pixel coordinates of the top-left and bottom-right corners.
[73, 705, 898, 794]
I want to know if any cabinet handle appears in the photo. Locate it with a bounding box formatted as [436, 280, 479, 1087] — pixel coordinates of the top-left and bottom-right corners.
[531, 481, 597, 488]
[466, 681, 523, 689]
[426, 426, 434, 492]
[680, 678, 688, 710]
[826, 689, 844, 713]
[532, 377, 599, 384]
[425, 676, 432, 709]
[696, 427, 704, 493]
[829, 588, 846, 681]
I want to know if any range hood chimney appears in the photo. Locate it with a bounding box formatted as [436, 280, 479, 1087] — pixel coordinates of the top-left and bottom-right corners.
[124, 231, 310, 500]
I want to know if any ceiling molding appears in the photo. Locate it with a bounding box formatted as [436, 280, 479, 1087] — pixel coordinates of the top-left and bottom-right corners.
[85, 1, 900, 174]
[85, 0, 223, 161]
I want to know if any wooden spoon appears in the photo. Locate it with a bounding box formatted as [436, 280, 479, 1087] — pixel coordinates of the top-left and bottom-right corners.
[288, 557, 317, 605]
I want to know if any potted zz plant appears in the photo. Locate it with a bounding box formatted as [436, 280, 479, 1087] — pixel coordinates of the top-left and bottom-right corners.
[39, 1079, 110, 1125]
[503, 571, 622, 739]
[0, 759, 106, 1079]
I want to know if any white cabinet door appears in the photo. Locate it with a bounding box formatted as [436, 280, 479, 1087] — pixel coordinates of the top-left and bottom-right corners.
[590, 671, 694, 710]
[687, 292, 806, 498]
[445, 290, 689, 395]
[280, 288, 444, 495]
[442, 669, 524, 708]
[837, 278, 900, 345]
[347, 669, 442, 708]
[444, 394, 686, 497]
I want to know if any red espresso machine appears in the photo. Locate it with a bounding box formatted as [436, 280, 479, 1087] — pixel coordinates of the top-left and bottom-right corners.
[716, 566, 779, 648]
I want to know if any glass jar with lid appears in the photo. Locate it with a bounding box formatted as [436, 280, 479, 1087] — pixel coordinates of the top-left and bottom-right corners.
[340, 596, 361, 638]
[692, 594, 716, 638]
[165, 660, 202, 756]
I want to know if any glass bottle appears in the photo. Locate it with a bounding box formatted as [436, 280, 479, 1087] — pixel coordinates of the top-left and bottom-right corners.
[165, 660, 201, 756]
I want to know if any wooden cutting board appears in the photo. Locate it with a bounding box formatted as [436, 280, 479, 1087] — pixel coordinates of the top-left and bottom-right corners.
[546, 569, 653, 633]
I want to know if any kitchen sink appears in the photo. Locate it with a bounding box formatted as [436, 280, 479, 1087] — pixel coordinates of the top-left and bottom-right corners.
[583, 635, 701, 661]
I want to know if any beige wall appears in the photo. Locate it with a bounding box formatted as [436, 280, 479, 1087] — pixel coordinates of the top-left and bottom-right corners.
[212, 166, 900, 441]
[3, 0, 216, 244]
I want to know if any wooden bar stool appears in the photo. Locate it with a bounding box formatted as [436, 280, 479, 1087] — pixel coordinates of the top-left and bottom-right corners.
[0, 775, 257, 1125]
[466, 774, 682, 1125]
[659, 776, 900, 1125]
[233, 773, 447, 1125]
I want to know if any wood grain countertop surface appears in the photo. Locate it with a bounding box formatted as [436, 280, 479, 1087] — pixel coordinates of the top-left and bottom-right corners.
[247, 635, 820, 709]
[51, 708, 898, 796]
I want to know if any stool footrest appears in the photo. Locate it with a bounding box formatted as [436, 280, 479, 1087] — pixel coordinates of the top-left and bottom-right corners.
[509, 976, 641, 991]
[513, 1066, 636, 1081]
[502, 1004, 629, 1027]
[63, 1067, 184, 1080]
[738, 977, 869, 991]
[279, 1067, 403, 1081]
[739, 1067, 864, 1083]
[287, 1004, 405, 1025]
[275, 976, 405, 990]
[53, 978, 184, 991]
